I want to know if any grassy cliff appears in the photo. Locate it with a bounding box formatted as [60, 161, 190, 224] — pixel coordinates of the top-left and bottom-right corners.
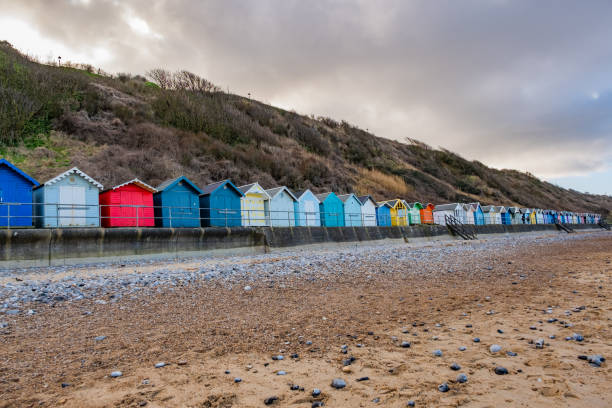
[1, 41, 610, 217]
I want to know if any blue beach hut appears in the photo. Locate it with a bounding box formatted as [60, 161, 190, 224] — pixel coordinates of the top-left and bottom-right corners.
[315, 192, 345, 227]
[376, 202, 392, 226]
[338, 193, 363, 226]
[293, 189, 321, 227]
[265, 186, 297, 227]
[33, 167, 103, 228]
[0, 159, 39, 227]
[154, 176, 203, 227]
[469, 202, 485, 225]
[199, 179, 243, 227]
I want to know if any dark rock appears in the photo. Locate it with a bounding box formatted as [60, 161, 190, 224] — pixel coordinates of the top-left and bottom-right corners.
[331, 378, 346, 389]
[507, 351, 517, 357]
[587, 355, 605, 367]
[61, 382, 71, 388]
[372, 397, 380, 403]
[497, 329, 504, 334]
[94, 335, 107, 341]
[494, 367, 509, 375]
[264, 396, 279, 405]
[433, 349, 442, 357]
[290, 384, 300, 390]
[272, 355, 284, 361]
[407, 401, 415, 407]
[438, 383, 450, 392]
[458, 346, 467, 351]
[356, 376, 369, 382]
[450, 363, 461, 371]
[312, 388, 321, 397]
[473, 338, 480, 343]
[312, 402, 324, 408]
[276, 371, 287, 376]
[400, 341, 411, 348]
[224, 370, 230, 374]
[234, 377, 242, 383]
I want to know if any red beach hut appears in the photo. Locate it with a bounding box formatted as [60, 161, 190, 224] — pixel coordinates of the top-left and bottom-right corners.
[100, 179, 157, 227]
[421, 203, 435, 224]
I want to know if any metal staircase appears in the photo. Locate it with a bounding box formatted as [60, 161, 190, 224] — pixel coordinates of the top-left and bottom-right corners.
[445, 214, 477, 240]
[598, 219, 611, 231]
[555, 220, 574, 233]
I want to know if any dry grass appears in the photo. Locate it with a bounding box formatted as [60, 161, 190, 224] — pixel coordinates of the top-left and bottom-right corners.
[355, 168, 413, 198]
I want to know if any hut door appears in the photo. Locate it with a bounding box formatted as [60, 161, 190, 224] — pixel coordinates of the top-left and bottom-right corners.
[304, 200, 316, 226]
[59, 186, 86, 226]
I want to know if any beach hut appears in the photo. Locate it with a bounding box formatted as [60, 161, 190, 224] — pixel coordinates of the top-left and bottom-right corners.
[463, 204, 475, 225]
[498, 206, 511, 225]
[316, 192, 344, 227]
[33, 167, 102, 228]
[199, 179, 243, 227]
[0, 159, 39, 227]
[529, 209, 537, 224]
[469, 203, 485, 225]
[406, 202, 421, 225]
[376, 202, 392, 226]
[293, 189, 321, 227]
[358, 195, 378, 226]
[535, 209, 544, 224]
[482, 205, 498, 224]
[384, 200, 408, 226]
[238, 183, 270, 226]
[100, 179, 157, 227]
[433, 203, 466, 225]
[507, 207, 521, 224]
[519, 208, 529, 224]
[265, 186, 297, 227]
[338, 194, 363, 227]
[420, 203, 434, 224]
[153, 176, 202, 228]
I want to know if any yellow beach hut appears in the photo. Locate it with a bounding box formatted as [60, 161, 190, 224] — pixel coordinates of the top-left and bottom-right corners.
[238, 182, 270, 226]
[380, 199, 408, 226]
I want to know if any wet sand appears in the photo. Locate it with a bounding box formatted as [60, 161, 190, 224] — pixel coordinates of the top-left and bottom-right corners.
[0, 232, 610, 407]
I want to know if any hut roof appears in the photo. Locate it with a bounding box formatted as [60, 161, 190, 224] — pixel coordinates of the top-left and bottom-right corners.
[238, 182, 270, 198]
[337, 193, 360, 204]
[315, 192, 336, 202]
[105, 178, 157, 193]
[433, 203, 462, 211]
[358, 195, 377, 205]
[266, 186, 297, 201]
[38, 167, 103, 190]
[157, 176, 202, 194]
[200, 179, 243, 196]
[0, 159, 39, 186]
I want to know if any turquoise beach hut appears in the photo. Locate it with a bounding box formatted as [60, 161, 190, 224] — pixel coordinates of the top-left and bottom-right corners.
[316, 192, 344, 227]
[469, 202, 485, 225]
[376, 202, 392, 226]
[338, 193, 363, 226]
[199, 179, 243, 227]
[33, 167, 103, 228]
[154, 176, 202, 227]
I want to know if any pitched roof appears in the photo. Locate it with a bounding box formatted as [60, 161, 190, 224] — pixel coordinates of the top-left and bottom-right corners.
[337, 193, 361, 204]
[433, 203, 461, 211]
[265, 186, 297, 201]
[39, 167, 103, 190]
[357, 195, 376, 205]
[293, 189, 320, 202]
[199, 179, 244, 196]
[377, 201, 393, 208]
[481, 205, 496, 212]
[156, 176, 203, 194]
[106, 178, 157, 193]
[238, 182, 270, 198]
[315, 192, 335, 202]
[0, 159, 39, 186]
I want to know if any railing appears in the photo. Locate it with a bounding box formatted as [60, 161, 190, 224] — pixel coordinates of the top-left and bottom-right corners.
[444, 214, 477, 240]
[0, 202, 378, 228]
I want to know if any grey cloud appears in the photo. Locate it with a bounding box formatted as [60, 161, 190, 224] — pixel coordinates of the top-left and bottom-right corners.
[2, 0, 611, 183]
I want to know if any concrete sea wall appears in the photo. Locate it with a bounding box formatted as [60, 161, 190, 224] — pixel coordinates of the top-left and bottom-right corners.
[0, 223, 603, 267]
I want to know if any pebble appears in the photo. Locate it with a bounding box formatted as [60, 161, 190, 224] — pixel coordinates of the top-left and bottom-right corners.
[578, 355, 605, 367]
[535, 339, 545, 349]
[110, 371, 122, 378]
[450, 363, 461, 371]
[473, 338, 480, 343]
[571, 333, 584, 342]
[234, 377, 242, 383]
[276, 371, 287, 376]
[154, 362, 166, 368]
[506, 351, 517, 357]
[400, 341, 411, 348]
[457, 373, 468, 383]
[497, 329, 504, 334]
[438, 383, 450, 392]
[94, 336, 107, 341]
[264, 396, 279, 405]
[305, 340, 313, 345]
[372, 397, 380, 403]
[494, 367, 509, 375]
[243, 285, 252, 291]
[433, 349, 443, 357]
[356, 376, 369, 382]
[272, 355, 284, 361]
[407, 401, 415, 407]
[458, 346, 467, 351]
[224, 370, 230, 374]
[331, 378, 346, 389]
[312, 388, 321, 396]
[312, 402, 324, 408]
[61, 382, 71, 388]
[490, 344, 502, 353]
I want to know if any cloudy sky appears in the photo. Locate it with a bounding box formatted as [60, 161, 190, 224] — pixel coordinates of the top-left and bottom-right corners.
[1, 0, 611, 194]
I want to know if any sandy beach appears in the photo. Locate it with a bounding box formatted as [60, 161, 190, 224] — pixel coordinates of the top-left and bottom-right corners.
[0, 231, 610, 407]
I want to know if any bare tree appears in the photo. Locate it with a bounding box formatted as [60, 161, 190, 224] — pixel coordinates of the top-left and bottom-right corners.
[147, 68, 173, 89]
